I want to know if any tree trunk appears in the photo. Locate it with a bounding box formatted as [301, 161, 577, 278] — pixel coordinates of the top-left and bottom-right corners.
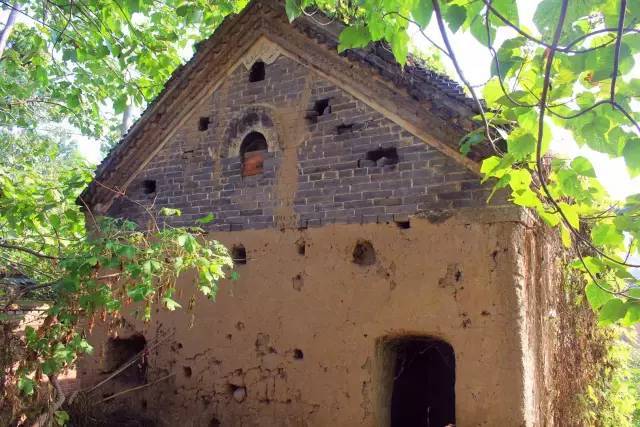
[0, 4, 20, 59]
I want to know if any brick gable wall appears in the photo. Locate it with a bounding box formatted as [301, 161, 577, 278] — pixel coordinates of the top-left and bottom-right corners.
[107, 55, 502, 230]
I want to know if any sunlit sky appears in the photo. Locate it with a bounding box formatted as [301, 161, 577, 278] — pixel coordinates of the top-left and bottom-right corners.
[1, 1, 639, 200]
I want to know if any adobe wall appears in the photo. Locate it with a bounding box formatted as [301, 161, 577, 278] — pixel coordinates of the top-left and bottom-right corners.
[79, 207, 548, 426]
[82, 40, 581, 426]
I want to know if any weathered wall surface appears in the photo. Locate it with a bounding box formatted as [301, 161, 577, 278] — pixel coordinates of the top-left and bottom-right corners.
[515, 215, 606, 427]
[80, 207, 538, 426]
[107, 54, 501, 231]
[84, 33, 585, 427]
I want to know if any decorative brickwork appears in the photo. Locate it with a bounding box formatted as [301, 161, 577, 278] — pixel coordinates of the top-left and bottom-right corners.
[107, 56, 502, 231]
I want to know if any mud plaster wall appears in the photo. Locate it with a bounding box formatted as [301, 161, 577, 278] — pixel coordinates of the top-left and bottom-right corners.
[81, 42, 586, 426]
[107, 54, 504, 230]
[515, 214, 602, 427]
[78, 207, 577, 427]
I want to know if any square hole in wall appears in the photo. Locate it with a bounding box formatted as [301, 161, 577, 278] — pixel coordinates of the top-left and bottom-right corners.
[314, 99, 331, 116]
[249, 61, 265, 82]
[366, 147, 399, 166]
[142, 179, 157, 195]
[198, 117, 211, 131]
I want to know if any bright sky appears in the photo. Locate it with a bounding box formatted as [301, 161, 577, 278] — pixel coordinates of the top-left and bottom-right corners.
[2, 2, 639, 200]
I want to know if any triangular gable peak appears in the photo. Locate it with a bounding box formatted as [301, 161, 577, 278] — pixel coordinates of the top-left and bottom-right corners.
[84, 0, 482, 213]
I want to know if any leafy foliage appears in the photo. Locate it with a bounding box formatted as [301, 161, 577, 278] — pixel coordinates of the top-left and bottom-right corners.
[579, 327, 640, 426]
[2, 1, 249, 421]
[0, 121, 231, 424]
[1, 0, 248, 144]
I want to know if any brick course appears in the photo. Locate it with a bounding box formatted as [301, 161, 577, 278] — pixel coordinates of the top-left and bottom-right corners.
[108, 56, 503, 230]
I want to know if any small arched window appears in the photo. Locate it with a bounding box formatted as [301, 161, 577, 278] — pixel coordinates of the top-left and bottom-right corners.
[240, 132, 268, 177]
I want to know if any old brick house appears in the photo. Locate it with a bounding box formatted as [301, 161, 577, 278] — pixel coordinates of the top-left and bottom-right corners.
[79, 1, 585, 426]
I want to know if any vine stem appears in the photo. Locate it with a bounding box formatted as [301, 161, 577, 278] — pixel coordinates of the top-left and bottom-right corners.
[431, 0, 501, 155]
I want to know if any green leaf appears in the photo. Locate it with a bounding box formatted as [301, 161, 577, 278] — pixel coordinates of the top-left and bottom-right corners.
[470, 15, 496, 47]
[444, 4, 466, 33]
[163, 296, 182, 311]
[598, 298, 628, 325]
[581, 116, 611, 151]
[176, 5, 192, 17]
[622, 303, 640, 326]
[196, 213, 215, 224]
[116, 245, 137, 259]
[390, 31, 409, 65]
[460, 131, 484, 155]
[622, 138, 640, 177]
[558, 201, 580, 230]
[18, 376, 35, 396]
[34, 66, 49, 86]
[125, 0, 140, 13]
[412, 0, 433, 28]
[536, 206, 561, 226]
[507, 131, 536, 160]
[159, 207, 181, 217]
[483, 78, 503, 105]
[492, 0, 519, 26]
[570, 156, 596, 177]
[113, 95, 128, 114]
[585, 281, 613, 310]
[285, 0, 301, 22]
[55, 410, 70, 426]
[338, 26, 372, 53]
[560, 224, 572, 247]
[512, 187, 540, 208]
[480, 156, 501, 176]
[367, 15, 385, 41]
[127, 285, 150, 302]
[591, 223, 624, 248]
[66, 93, 81, 109]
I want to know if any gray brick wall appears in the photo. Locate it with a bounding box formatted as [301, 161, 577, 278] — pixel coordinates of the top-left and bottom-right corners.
[107, 56, 502, 230]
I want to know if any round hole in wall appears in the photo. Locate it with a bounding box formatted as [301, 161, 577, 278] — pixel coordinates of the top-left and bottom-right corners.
[352, 240, 376, 266]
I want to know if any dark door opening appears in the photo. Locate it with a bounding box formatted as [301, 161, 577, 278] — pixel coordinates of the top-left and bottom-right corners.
[389, 337, 455, 427]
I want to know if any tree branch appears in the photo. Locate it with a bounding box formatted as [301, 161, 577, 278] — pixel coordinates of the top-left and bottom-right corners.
[610, 0, 627, 103]
[0, 240, 58, 259]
